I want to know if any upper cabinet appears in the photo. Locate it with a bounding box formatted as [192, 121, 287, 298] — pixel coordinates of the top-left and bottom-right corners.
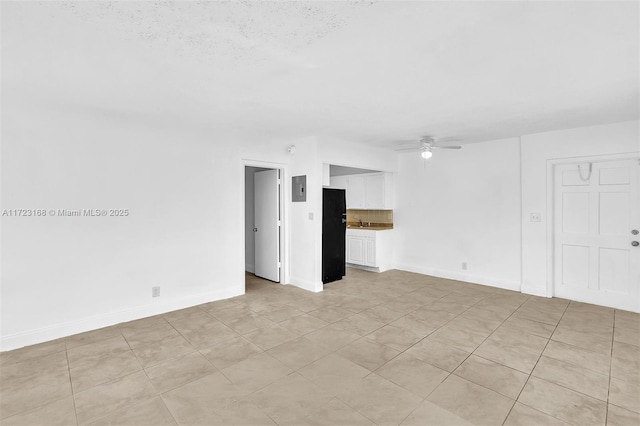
[347, 175, 366, 208]
[364, 174, 385, 209]
[329, 175, 347, 190]
[342, 173, 393, 209]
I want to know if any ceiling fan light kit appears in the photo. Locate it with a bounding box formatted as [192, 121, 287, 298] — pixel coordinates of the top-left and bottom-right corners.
[394, 136, 462, 159]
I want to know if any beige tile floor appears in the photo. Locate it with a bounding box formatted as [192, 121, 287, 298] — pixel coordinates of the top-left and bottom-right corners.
[1, 269, 639, 425]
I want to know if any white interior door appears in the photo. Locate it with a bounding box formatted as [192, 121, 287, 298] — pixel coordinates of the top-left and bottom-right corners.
[554, 158, 640, 311]
[254, 169, 280, 282]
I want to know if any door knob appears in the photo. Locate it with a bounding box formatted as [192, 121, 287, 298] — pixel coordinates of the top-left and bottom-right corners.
[632, 241, 639, 247]
[632, 229, 639, 235]
[253, 228, 258, 232]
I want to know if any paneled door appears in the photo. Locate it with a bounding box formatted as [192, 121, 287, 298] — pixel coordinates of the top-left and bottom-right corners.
[554, 157, 639, 311]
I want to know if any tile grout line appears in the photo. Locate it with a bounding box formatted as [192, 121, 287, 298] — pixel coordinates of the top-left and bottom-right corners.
[124, 317, 201, 426]
[0, 343, 77, 424]
[505, 300, 588, 426]
[64, 343, 81, 426]
[291, 281, 463, 424]
[4, 273, 633, 426]
[70, 329, 134, 423]
[450, 294, 535, 426]
[105, 328, 160, 424]
[393, 289, 540, 425]
[369, 290, 527, 425]
[399, 295, 582, 423]
[605, 310, 617, 424]
[163, 312, 241, 394]
[152, 308, 279, 425]
[193, 283, 627, 424]
[504, 301, 611, 423]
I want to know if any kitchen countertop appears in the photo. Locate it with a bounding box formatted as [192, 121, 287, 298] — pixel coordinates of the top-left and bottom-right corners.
[347, 225, 393, 231]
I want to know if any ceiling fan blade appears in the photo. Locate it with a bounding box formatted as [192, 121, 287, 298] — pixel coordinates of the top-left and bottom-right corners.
[394, 147, 421, 152]
[432, 145, 462, 149]
[393, 139, 420, 145]
[437, 137, 462, 143]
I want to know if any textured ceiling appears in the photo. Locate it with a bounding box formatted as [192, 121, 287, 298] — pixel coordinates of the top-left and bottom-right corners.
[60, 1, 376, 68]
[3, 1, 639, 148]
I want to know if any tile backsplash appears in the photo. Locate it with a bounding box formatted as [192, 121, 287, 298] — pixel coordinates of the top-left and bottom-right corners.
[347, 209, 393, 228]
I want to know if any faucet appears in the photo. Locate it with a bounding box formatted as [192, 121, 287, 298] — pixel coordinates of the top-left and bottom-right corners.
[359, 219, 364, 227]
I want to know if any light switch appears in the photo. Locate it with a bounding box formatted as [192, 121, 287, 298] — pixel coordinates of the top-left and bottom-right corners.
[530, 213, 541, 222]
[308, 212, 314, 220]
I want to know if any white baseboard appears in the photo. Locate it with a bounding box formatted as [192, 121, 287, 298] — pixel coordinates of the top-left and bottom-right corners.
[347, 263, 380, 273]
[521, 285, 549, 298]
[245, 264, 255, 273]
[0, 286, 244, 352]
[394, 263, 521, 293]
[288, 276, 323, 293]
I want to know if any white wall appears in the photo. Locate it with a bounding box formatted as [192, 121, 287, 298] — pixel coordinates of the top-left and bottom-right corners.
[0, 105, 241, 349]
[283, 137, 400, 293]
[4, 103, 633, 351]
[0, 99, 323, 350]
[520, 120, 640, 296]
[1, 1, 355, 350]
[0, 107, 397, 350]
[286, 137, 322, 292]
[394, 120, 640, 298]
[319, 138, 397, 174]
[393, 138, 523, 290]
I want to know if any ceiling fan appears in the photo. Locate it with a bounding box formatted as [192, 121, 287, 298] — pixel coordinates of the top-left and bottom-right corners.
[394, 136, 462, 159]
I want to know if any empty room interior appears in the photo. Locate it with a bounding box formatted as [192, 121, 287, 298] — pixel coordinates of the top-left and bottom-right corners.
[1, 1, 639, 426]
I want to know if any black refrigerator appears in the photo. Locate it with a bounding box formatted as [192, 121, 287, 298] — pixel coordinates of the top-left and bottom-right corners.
[322, 188, 347, 284]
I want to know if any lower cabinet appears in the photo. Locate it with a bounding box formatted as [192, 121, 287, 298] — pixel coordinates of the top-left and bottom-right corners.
[346, 229, 392, 272]
[365, 238, 375, 267]
[347, 235, 375, 266]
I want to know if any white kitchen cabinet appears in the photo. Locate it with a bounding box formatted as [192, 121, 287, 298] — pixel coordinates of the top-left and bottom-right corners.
[329, 175, 347, 190]
[345, 173, 393, 209]
[347, 235, 367, 265]
[365, 237, 376, 266]
[346, 175, 365, 208]
[346, 228, 392, 272]
[346, 234, 375, 267]
[364, 173, 385, 209]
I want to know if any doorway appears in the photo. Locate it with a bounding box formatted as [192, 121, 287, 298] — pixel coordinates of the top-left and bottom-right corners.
[552, 156, 639, 312]
[244, 164, 286, 291]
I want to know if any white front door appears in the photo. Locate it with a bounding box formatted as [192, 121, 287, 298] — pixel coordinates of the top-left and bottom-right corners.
[554, 157, 640, 311]
[254, 169, 280, 282]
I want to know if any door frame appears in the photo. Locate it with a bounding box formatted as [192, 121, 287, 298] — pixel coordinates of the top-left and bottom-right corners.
[243, 160, 289, 288]
[546, 152, 639, 299]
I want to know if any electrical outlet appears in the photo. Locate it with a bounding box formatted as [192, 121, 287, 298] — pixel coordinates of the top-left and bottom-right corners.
[530, 213, 541, 222]
[152, 286, 160, 298]
[461, 262, 467, 270]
